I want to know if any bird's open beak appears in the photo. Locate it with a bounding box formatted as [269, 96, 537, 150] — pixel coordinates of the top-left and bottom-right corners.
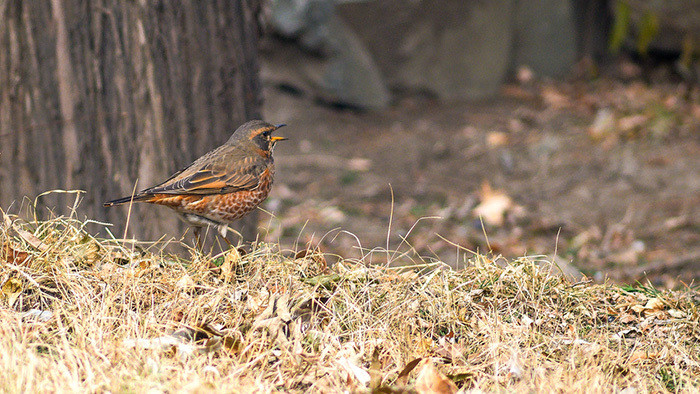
[272, 123, 287, 142]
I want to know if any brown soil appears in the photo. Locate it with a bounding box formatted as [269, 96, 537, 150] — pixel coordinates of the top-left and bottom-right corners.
[261, 77, 700, 288]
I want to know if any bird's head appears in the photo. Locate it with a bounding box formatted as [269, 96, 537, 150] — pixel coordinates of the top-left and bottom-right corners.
[229, 120, 287, 153]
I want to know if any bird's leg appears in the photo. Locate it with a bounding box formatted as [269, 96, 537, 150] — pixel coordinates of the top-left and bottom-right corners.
[195, 226, 221, 272]
[219, 234, 234, 249]
[217, 225, 234, 250]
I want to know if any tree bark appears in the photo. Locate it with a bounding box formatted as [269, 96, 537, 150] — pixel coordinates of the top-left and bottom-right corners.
[0, 0, 263, 244]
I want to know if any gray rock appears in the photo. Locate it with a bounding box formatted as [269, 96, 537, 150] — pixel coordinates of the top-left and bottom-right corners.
[265, 0, 390, 109]
[268, 0, 583, 103]
[268, 0, 335, 52]
[512, 0, 577, 78]
[431, 1, 514, 99]
[319, 17, 390, 109]
[340, 0, 516, 100]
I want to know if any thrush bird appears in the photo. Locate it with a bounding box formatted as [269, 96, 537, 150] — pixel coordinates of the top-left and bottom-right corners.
[104, 120, 286, 247]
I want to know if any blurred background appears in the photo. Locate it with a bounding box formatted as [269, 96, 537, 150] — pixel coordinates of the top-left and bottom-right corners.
[0, 1, 698, 286]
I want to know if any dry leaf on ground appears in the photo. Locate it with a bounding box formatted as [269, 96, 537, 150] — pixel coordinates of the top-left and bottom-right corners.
[415, 361, 458, 394]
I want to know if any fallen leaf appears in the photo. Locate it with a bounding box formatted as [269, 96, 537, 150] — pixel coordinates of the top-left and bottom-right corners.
[663, 216, 688, 230]
[196, 322, 226, 338]
[337, 356, 370, 387]
[589, 107, 616, 141]
[172, 326, 209, 343]
[369, 347, 383, 389]
[631, 297, 666, 316]
[252, 294, 293, 344]
[23, 308, 53, 322]
[541, 86, 570, 108]
[348, 157, 371, 171]
[618, 114, 648, 132]
[619, 313, 637, 324]
[175, 274, 195, 290]
[432, 336, 465, 365]
[138, 260, 150, 270]
[319, 206, 346, 225]
[486, 131, 508, 148]
[631, 304, 646, 314]
[294, 246, 328, 272]
[135, 259, 152, 277]
[294, 249, 311, 259]
[2, 278, 22, 307]
[415, 361, 458, 394]
[222, 335, 242, 354]
[2, 213, 49, 251]
[220, 248, 241, 282]
[2, 243, 30, 265]
[643, 298, 664, 311]
[506, 353, 523, 380]
[201, 337, 223, 354]
[396, 358, 422, 387]
[473, 182, 514, 227]
[629, 350, 659, 363]
[613, 328, 640, 340]
[291, 297, 329, 328]
[123, 335, 195, 361]
[128, 322, 235, 359]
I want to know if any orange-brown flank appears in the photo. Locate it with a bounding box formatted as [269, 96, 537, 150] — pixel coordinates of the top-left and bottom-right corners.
[146, 167, 274, 225]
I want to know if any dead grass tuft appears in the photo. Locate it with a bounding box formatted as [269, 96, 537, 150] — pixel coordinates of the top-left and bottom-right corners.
[1, 211, 699, 392]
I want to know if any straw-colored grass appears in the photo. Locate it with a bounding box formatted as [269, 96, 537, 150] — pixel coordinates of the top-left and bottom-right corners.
[1, 211, 699, 393]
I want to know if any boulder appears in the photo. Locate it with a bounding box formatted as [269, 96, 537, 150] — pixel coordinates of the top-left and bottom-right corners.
[512, 0, 577, 78]
[265, 0, 390, 109]
[340, 0, 515, 100]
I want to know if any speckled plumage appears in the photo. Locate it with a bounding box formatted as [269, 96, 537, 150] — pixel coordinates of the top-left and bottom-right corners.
[104, 120, 286, 239]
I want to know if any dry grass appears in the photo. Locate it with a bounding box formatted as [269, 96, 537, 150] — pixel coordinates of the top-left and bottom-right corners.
[1, 211, 699, 393]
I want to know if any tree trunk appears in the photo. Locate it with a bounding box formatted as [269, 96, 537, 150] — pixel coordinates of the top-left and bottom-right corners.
[0, 0, 263, 244]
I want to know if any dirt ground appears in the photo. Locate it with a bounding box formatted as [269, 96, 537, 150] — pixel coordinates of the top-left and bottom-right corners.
[260, 69, 700, 288]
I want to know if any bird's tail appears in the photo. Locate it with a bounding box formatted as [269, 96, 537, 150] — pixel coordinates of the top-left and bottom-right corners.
[103, 194, 150, 207]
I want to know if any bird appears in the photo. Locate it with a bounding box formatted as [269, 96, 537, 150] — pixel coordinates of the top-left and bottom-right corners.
[104, 120, 286, 248]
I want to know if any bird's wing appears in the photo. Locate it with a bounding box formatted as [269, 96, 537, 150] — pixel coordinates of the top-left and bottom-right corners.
[142, 150, 265, 195]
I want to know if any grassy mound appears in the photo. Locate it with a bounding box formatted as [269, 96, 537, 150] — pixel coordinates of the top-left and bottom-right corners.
[1, 212, 699, 392]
